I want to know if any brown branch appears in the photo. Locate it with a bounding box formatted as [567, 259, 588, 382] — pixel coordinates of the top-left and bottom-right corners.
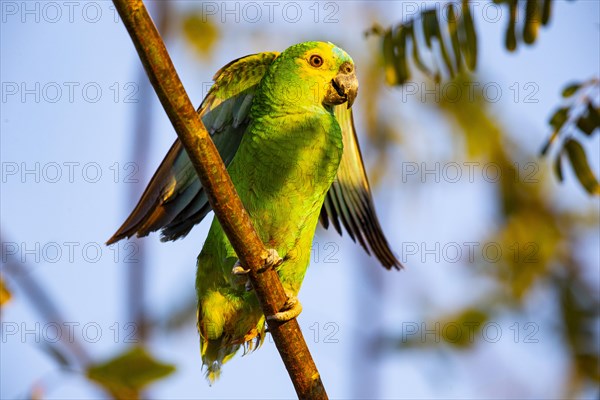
[111, 1, 327, 398]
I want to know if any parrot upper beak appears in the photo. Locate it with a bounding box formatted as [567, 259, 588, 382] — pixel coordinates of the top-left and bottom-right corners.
[325, 62, 358, 109]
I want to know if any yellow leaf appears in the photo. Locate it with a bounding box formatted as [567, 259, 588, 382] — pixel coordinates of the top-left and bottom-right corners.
[182, 13, 219, 59]
[0, 276, 11, 308]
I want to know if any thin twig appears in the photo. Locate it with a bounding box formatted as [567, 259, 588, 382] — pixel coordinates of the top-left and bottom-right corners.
[111, 1, 328, 398]
[1, 230, 92, 368]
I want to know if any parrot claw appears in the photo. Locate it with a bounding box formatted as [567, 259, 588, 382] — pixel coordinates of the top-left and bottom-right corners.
[266, 294, 302, 322]
[232, 260, 250, 275]
[263, 248, 283, 270]
[232, 248, 281, 276]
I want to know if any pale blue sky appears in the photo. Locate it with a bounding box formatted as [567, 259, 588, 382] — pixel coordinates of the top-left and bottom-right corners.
[1, 1, 599, 398]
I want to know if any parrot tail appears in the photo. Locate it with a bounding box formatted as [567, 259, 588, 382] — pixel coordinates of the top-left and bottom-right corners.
[202, 339, 240, 384]
[198, 306, 267, 384]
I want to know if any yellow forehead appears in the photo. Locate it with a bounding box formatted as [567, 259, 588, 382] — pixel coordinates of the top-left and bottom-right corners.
[298, 42, 354, 70]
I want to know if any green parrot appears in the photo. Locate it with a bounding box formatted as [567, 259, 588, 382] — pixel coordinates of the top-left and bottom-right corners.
[107, 41, 401, 381]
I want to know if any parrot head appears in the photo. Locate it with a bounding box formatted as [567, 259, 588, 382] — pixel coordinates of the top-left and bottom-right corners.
[257, 41, 359, 112]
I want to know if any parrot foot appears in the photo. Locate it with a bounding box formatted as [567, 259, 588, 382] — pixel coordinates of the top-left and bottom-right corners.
[232, 260, 252, 291]
[232, 260, 249, 275]
[262, 248, 283, 271]
[234, 249, 283, 292]
[266, 294, 302, 322]
[232, 248, 282, 276]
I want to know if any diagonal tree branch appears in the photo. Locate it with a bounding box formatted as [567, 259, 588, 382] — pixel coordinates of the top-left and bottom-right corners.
[111, 1, 327, 398]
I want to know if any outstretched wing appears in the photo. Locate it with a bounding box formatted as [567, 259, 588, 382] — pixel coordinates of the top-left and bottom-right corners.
[108, 54, 401, 270]
[106, 52, 279, 245]
[319, 107, 402, 270]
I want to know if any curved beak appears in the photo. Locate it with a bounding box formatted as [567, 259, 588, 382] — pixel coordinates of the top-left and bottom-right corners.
[324, 62, 359, 109]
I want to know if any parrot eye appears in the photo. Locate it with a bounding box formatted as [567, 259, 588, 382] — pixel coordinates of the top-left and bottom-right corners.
[309, 55, 323, 68]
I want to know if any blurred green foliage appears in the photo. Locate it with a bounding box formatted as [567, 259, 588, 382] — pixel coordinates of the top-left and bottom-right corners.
[370, 72, 599, 397]
[368, 0, 555, 85]
[369, 0, 599, 195]
[359, 4, 598, 389]
[543, 79, 600, 195]
[87, 347, 175, 400]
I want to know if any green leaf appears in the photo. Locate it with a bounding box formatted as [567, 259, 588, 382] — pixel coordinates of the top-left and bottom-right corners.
[523, 0, 540, 44]
[447, 5, 463, 73]
[437, 32, 456, 78]
[87, 346, 176, 399]
[576, 103, 600, 136]
[399, 308, 489, 349]
[505, 0, 518, 52]
[440, 308, 489, 348]
[437, 15, 456, 78]
[458, 0, 477, 71]
[422, 10, 437, 48]
[393, 25, 410, 84]
[383, 28, 400, 85]
[563, 139, 600, 195]
[542, 104, 575, 156]
[561, 82, 581, 98]
[422, 9, 455, 78]
[554, 152, 564, 182]
[460, 0, 478, 69]
[406, 21, 432, 77]
[541, 0, 553, 25]
[549, 106, 569, 131]
[586, 102, 600, 125]
[540, 137, 553, 156]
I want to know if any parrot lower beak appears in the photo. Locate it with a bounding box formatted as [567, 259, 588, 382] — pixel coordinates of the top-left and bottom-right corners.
[325, 62, 358, 109]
